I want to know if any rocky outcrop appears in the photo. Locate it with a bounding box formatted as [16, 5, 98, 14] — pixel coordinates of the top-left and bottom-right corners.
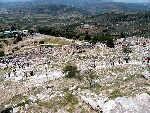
[102, 93, 150, 113]
[142, 70, 150, 79]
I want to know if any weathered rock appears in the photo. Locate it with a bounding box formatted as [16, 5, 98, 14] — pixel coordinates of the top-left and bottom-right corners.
[102, 100, 122, 113]
[80, 91, 108, 111]
[142, 70, 150, 79]
[134, 93, 150, 113]
[102, 93, 150, 113]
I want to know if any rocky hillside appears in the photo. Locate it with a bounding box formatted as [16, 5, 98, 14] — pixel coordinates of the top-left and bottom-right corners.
[0, 34, 150, 113]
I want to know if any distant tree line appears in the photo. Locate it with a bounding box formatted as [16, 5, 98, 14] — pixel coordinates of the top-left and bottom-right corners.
[37, 26, 115, 48]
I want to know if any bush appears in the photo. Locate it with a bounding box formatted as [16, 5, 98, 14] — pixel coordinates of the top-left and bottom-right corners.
[123, 46, 132, 54]
[34, 41, 38, 44]
[39, 40, 44, 44]
[13, 47, 20, 51]
[63, 62, 79, 78]
[91, 34, 115, 48]
[13, 35, 22, 44]
[0, 51, 5, 57]
[106, 38, 115, 48]
[1, 107, 13, 113]
[84, 70, 97, 88]
[109, 90, 123, 99]
[3, 40, 9, 45]
[13, 40, 17, 44]
[16, 35, 22, 42]
[0, 44, 3, 48]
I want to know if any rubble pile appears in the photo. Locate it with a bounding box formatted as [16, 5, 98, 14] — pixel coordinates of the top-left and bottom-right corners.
[0, 34, 150, 112]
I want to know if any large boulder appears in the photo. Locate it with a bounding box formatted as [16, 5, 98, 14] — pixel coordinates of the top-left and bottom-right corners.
[102, 100, 122, 113]
[102, 93, 150, 113]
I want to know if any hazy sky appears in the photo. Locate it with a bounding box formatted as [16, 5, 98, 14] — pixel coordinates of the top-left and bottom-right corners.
[8, 0, 30, 1]
[114, 0, 149, 3]
[1, 0, 150, 3]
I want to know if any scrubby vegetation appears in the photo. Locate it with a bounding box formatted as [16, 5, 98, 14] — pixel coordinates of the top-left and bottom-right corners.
[63, 62, 80, 78]
[0, 51, 5, 57]
[38, 27, 115, 48]
[13, 35, 23, 44]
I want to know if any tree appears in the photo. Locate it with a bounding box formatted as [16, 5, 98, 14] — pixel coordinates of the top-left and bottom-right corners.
[106, 38, 115, 48]
[84, 31, 91, 41]
[29, 29, 34, 36]
[91, 34, 115, 48]
[63, 62, 80, 78]
[120, 32, 125, 38]
[10, 24, 17, 31]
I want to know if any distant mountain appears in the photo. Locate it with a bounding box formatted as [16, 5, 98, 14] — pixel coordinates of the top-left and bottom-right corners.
[29, 0, 150, 13]
[31, 0, 113, 5]
[31, 0, 117, 7]
[1, 0, 150, 14]
[84, 2, 150, 14]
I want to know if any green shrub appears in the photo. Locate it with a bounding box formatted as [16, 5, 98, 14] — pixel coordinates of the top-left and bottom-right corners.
[106, 38, 114, 48]
[63, 62, 79, 78]
[0, 51, 5, 57]
[109, 90, 123, 99]
[16, 35, 22, 42]
[64, 92, 78, 105]
[84, 70, 97, 88]
[13, 40, 17, 44]
[34, 41, 38, 44]
[91, 34, 115, 48]
[3, 40, 9, 45]
[13, 35, 22, 44]
[13, 47, 20, 51]
[1, 107, 13, 113]
[123, 46, 132, 54]
[0, 44, 3, 48]
[39, 40, 44, 44]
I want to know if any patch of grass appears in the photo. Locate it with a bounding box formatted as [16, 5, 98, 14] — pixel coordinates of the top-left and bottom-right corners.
[3, 40, 9, 45]
[91, 83, 102, 95]
[0, 68, 12, 76]
[2, 80, 12, 88]
[123, 74, 142, 82]
[109, 89, 123, 99]
[38, 37, 70, 47]
[143, 82, 150, 86]
[2, 94, 31, 113]
[64, 92, 78, 105]
[15, 99, 31, 108]
[147, 67, 150, 73]
[9, 94, 29, 105]
[37, 99, 53, 109]
[12, 46, 20, 51]
[81, 108, 87, 113]
[106, 66, 127, 74]
[100, 85, 111, 91]
[37, 92, 78, 112]
[31, 87, 44, 96]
